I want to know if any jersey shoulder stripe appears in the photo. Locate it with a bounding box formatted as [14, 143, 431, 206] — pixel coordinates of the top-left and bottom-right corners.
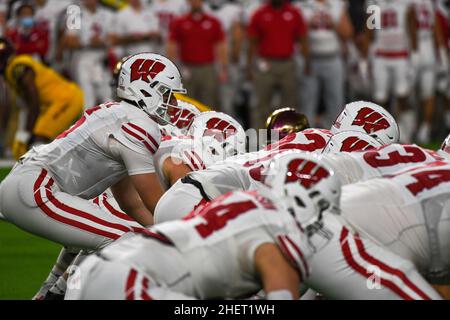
[127, 122, 160, 148]
[121, 123, 159, 154]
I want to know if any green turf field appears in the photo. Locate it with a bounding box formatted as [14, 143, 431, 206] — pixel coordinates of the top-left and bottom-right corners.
[0, 166, 60, 300]
[0, 222, 60, 299]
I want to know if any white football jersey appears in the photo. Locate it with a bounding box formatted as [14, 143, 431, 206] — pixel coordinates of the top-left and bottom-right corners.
[114, 6, 160, 56]
[322, 144, 445, 185]
[385, 161, 450, 204]
[34, 0, 72, 60]
[151, 0, 187, 39]
[25, 101, 161, 199]
[341, 161, 450, 277]
[66, 5, 114, 59]
[154, 135, 210, 190]
[370, 0, 413, 54]
[414, 0, 435, 40]
[101, 190, 312, 299]
[207, 3, 243, 33]
[189, 130, 332, 198]
[265, 129, 333, 153]
[414, 0, 437, 64]
[296, 0, 346, 55]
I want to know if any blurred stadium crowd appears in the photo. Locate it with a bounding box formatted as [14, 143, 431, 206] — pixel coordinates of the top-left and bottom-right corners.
[0, 0, 449, 159]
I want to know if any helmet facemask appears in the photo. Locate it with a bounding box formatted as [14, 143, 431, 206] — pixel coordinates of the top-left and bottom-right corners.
[147, 82, 185, 126]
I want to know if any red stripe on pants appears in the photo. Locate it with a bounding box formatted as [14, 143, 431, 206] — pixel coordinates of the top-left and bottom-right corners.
[340, 227, 414, 300]
[125, 269, 138, 300]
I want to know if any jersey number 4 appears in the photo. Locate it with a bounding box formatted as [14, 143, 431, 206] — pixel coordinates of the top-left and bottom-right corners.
[184, 194, 260, 239]
[406, 168, 450, 196]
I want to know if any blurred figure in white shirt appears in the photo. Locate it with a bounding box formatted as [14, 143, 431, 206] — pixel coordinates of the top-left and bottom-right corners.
[413, 0, 448, 144]
[63, 0, 113, 109]
[151, 0, 187, 54]
[34, 0, 72, 64]
[296, 0, 353, 128]
[111, 0, 160, 57]
[207, 0, 244, 118]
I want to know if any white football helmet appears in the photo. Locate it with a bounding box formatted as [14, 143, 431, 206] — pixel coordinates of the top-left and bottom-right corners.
[186, 112, 246, 165]
[257, 151, 341, 232]
[322, 131, 384, 154]
[438, 133, 450, 160]
[160, 100, 201, 137]
[117, 53, 186, 124]
[331, 101, 399, 145]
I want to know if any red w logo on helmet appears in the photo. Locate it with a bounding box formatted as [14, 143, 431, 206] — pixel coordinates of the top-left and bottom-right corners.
[340, 136, 374, 152]
[285, 159, 329, 189]
[352, 107, 390, 134]
[204, 118, 237, 141]
[169, 109, 196, 129]
[130, 59, 166, 83]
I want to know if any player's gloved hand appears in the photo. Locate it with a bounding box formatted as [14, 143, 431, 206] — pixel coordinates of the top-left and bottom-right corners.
[12, 130, 31, 160]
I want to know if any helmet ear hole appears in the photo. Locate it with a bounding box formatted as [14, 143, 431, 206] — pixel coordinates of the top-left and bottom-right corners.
[294, 196, 306, 208]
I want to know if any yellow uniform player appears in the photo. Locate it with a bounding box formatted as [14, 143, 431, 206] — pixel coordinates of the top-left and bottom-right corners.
[0, 38, 83, 159]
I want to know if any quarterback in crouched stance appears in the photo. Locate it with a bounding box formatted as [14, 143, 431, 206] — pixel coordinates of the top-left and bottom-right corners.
[0, 53, 185, 250]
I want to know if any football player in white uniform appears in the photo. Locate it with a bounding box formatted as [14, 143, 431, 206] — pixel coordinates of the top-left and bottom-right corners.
[155, 111, 247, 190]
[0, 53, 186, 298]
[151, 0, 187, 54]
[159, 100, 200, 137]
[63, 0, 114, 109]
[362, 0, 417, 143]
[261, 152, 441, 299]
[90, 111, 246, 229]
[67, 152, 440, 300]
[154, 128, 332, 223]
[67, 153, 329, 300]
[413, 0, 449, 144]
[206, 0, 245, 118]
[331, 101, 400, 145]
[296, 0, 353, 127]
[341, 160, 450, 298]
[321, 134, 447, 185]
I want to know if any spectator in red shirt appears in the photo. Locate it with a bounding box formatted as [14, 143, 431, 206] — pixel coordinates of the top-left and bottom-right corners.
[167, 0, 228, 110]
[5, 2, 49, 63]
[247, 0, 309, 129]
